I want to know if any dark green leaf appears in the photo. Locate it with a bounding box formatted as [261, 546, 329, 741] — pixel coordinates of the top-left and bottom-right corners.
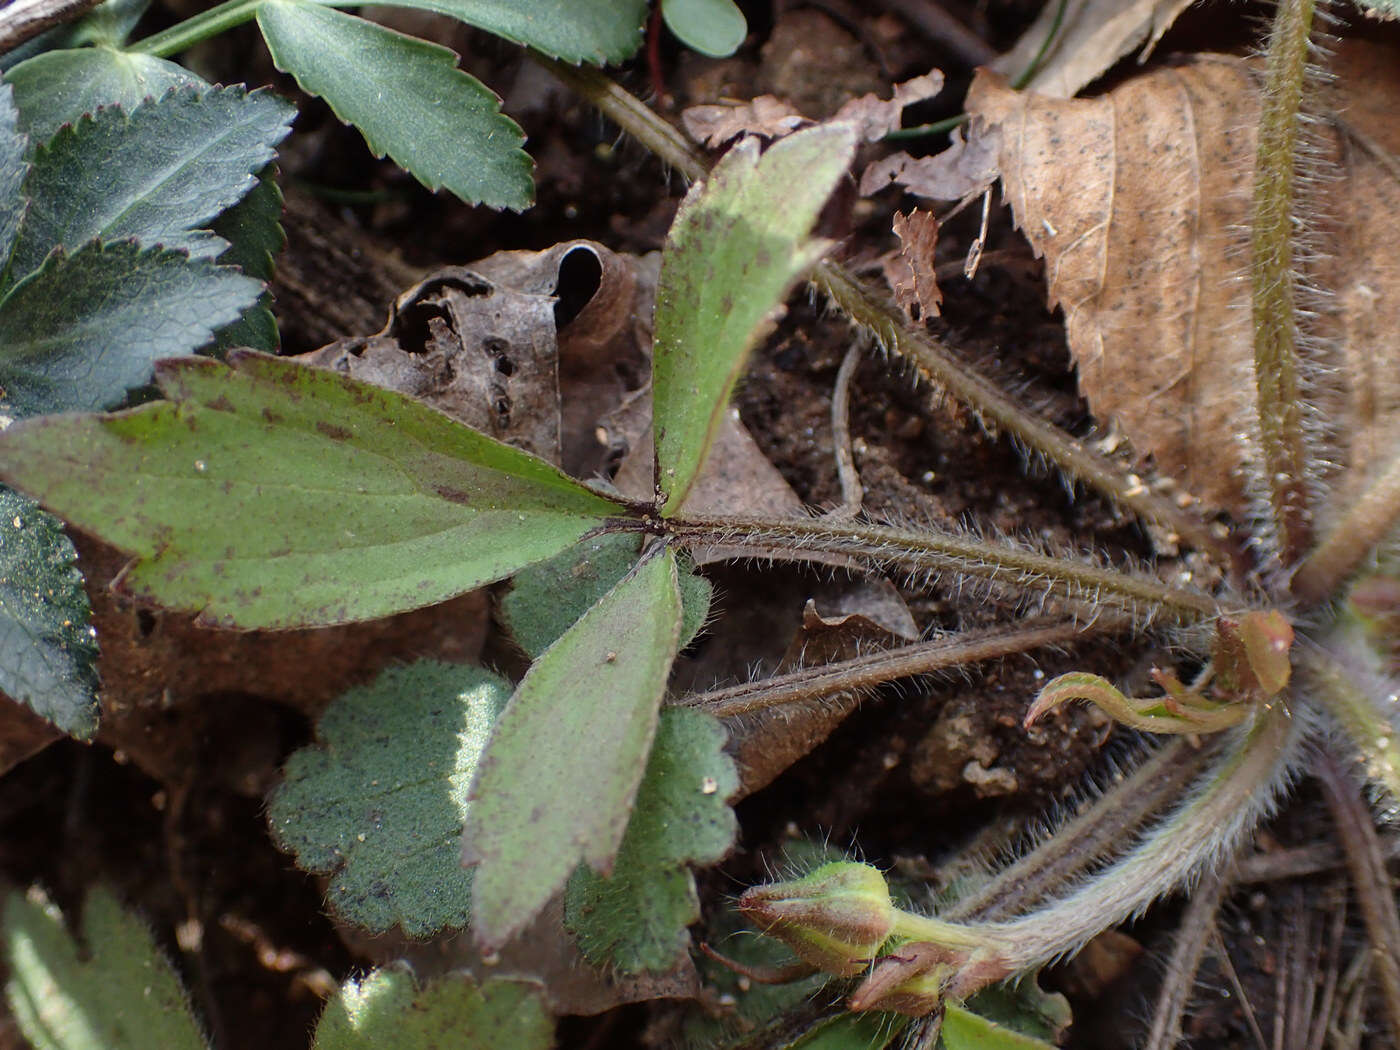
[66, 0, 153, 48]
[0, 352, 624, 627]
[941, 1002, 1059, 1050]
[3, 887, 208, 1050]
[661, 0, 747, 57]
[564, 707, 736, 973]
[653, 125, 856, 515]
[257, 2, 533, 210]
[210, 171, 285, 353]
[464, 547, 683, 950]
[0, 240, 260, 416]
[312, 969, 552, 1050]
[792, 1014, 904, 1049]
[0, 80, 27, 271]
[9, 85, 294, 277]
[0, 487, 97, 739]
[503, 532, 712, 659]
[354, 0, 646, 64]
[962, 975, 1072, 1045]
[5, 48, 202, 142]
[269, 662, 510, 936]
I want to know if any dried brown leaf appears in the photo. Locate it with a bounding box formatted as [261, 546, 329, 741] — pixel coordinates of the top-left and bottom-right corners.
[886, 209, 943, 322]
[859, 126, 1000, 202]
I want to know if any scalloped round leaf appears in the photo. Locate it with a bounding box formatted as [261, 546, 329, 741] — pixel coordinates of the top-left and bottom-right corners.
[564, 707, 737, 973]
[3, 887, 207, 1050]
[268, 662, 511, 936]
[313, 968, 552, 1050]
[257, 1, 533, 210]
[0, 487, 97, 739]
[5, 47, 203, 142]
[8, 85, 294, 278]
[661, 0, 747, 58]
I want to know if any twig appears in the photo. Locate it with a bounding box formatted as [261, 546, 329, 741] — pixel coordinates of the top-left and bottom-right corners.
[829, 343, 865, 517]
[1212, 927, 1271, 1050]
[0, 0, 103, 53]
[1144, 859, 1234, 1050]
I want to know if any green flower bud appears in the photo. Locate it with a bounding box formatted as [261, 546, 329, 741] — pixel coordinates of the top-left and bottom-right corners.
[738, 862, 895, 976]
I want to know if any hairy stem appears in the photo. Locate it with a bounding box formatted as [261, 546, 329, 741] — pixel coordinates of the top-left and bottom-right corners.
[1299, 640, 1400, 806]
[541, 57, 1239, 572]
[1251, 0, 1315, 567]
[1315, 751, 1400, 1047]
[680, 620, 1090, 718]
[663, 514, 1219, 623]
[1292, 445, 1400, 608]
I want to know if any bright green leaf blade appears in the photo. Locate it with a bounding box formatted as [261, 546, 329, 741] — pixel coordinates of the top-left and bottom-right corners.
[653, 124, 856, 515]
[503, 532, 712, 659]
[328, 0, 646, 64]
[257, 2, 533, 210]
[564, 707, 736, 973]
[313, 969, 552, 1050]
[464, 547, 683, 950]
[269, 662, 510, 935]
[0, 81, 28, 269]
[660, 0, 747, 57]
[0, 240, 260, 416]
[9, 85, 294, 276]
[210, 171, 286, 353]
[5, 48, 202, 142]
[3, 887, 208, 1050]
[0, 352, 623, 628]
[941, 1002, 1059, 1050]
[0, 487, 97, 739]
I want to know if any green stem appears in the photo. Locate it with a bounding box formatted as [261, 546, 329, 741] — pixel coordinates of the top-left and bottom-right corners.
[540, 57, 1243, 574]
[1251, 0, 1316, 567]
[128, 0, 265, 55]
[664, 513, 1220, 623]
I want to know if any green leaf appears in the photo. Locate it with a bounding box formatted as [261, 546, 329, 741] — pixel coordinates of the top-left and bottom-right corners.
[210, 171, 285, 353]
[3, 887, 207, 1050]
[5, 48, 202, 142]
[791, 1014, 904, 1049]
[0, 487, 97, 739]
[0, 352, 623, 628]
[464, 547, 683, 950]
[268, 662, 510, 936]
[313, 968, 552, 1050]
[661, 0, 747, 58]
[653, 124, 856, 515]
[962, 975, 1072, 1045]
[343, 0, 647, 64]
[0, 80, 28, 272]
[940, 1002, 1059, 1050]
[0, 240, 260, 416]
[257, 2, 533, 210]
[503, 532, 712, 659]
[564, 707, 736, 972]
[9, 85, 294, 278]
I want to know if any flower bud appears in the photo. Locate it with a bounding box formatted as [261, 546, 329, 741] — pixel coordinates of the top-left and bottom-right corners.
[738, 862, 895, 976]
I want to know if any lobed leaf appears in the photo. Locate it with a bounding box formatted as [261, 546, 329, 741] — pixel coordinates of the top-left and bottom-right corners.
[257, 1, 533, 210]
[0, 240, 260, 416]
[5, 47, 202, 142]
[653, 124, 856, 514]
[661, 0, 747, 58]
[463, 547, 683, 950]
[312, 968, 551, 1050]
[0, 487, 98, 738]
[268, 662, 510, 936]
[0, 352, 624, 628]
[0, 81, 27, 269]
[564, 707, 737, 973]
[210, 171, 286, 353]
[7, 85, 294, 278]
[3, 887, 207, 1050]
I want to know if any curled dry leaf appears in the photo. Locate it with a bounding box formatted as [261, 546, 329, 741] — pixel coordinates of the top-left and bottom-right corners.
[681, 72, 943, 149]
[885, 209, 943, 322]
[965, 53, 1400, 514]
[860, 127, 1000, 203]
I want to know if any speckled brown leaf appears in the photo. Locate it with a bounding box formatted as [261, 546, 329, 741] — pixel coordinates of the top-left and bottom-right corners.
[886, 210, 942, 322]
[966, 54, 1400, 514]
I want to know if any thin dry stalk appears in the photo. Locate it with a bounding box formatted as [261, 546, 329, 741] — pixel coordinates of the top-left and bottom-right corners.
[1292, 446, 1400, 608]
[1144, 859, 1234, 1050]
[829, 343, 865, 517]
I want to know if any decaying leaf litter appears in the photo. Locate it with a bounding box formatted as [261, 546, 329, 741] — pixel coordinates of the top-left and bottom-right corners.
[0, 2, 1394, 1050]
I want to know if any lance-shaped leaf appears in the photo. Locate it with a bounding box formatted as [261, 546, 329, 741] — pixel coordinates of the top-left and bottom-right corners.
[351, 0, 647, 64]
[0, 81, 27, 269]
[4, 887, 207, 1050]
[7, 85, 294, 278]
[653, 124, 856, 515]
[4, 47, 201, 142]
[564, 707, 737, 973]
[0, 487, 98, 739]
[0, 240, 260, 416]
[0, 352, 625, 628]
[464, 547, 683, 950]
[269, 662, 510, 936]
[257, 1, 533, 210]
[313, 969, 552, 1050]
